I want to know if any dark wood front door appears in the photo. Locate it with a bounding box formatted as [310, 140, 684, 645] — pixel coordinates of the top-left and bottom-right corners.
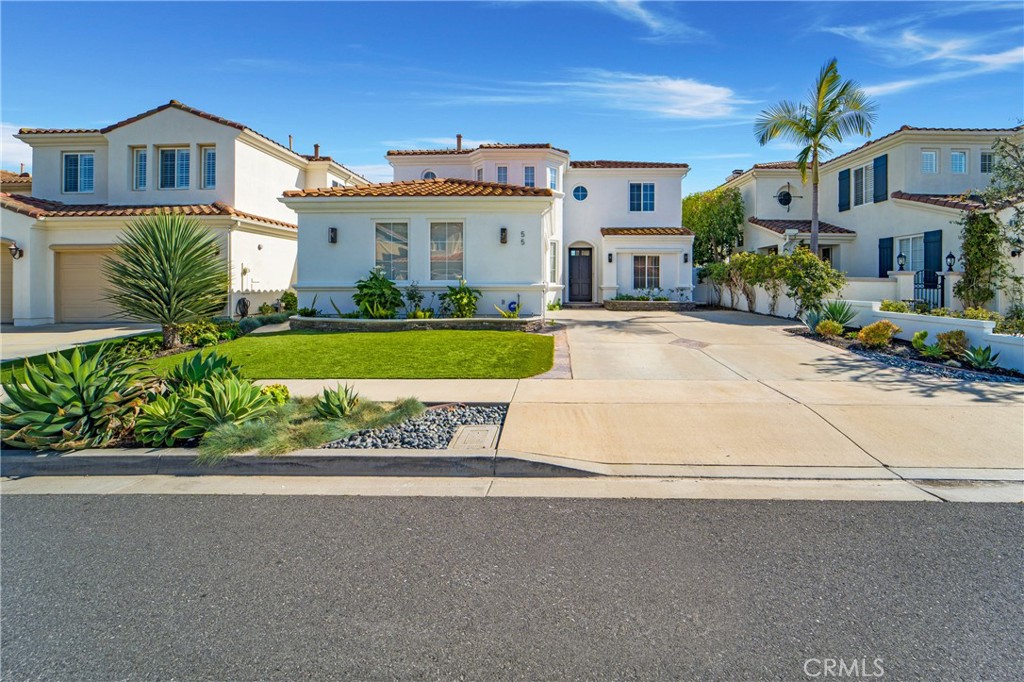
[568, 248, 592, 302]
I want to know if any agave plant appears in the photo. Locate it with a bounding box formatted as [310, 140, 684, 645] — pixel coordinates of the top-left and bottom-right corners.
[104, 213, 229, 349]
[1, 345, 146, 451]
[963, 345, 1000, 370]
[135, 392, 186, 447]
[173, 376, 277, 441]
[163, 351, 241, 390]
[315, 384, 360, 419]
[803, 308, 825, 333]
[821, 299, 857, 326]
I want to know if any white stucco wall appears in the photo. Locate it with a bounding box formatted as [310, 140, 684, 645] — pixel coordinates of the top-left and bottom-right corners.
[233, 138, 305, 224]
[28, 138, 110, 203]
[229, 226, 297, 293]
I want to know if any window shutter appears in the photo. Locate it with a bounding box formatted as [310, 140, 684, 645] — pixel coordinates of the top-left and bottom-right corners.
[873, 155, 888, 203]
[878, 237, 893, 278]
[838, 169, 851, 212]
[923, 230, 942, 273]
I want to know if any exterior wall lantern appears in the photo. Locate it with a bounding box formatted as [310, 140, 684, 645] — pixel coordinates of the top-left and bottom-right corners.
[7, 241, 23, 260]
[500, 227, 508, 244]
[607, 253, 613, 263]
[896, 252, 907, 271]
[945, 251, 956, 271]
[328, 227, 338, 244]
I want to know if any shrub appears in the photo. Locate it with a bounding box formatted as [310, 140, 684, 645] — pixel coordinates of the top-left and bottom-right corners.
[960, 307, 1001, 321]
[857, 320, 901, 348]
[260, 383, 290, 405]
[821, 299, 857, 326]
[315, 384, 360, 419]
[879, 299, 910, 313]
[112, 335, 162, 360]
[179, 321, 219, 347]
[238, 317, 262, 334]
[164, 352, 241, 391]
[439, 279, 482, 318]
[495, 303, 520, 318]
[994, 317, 1024, 336]
[408, 308, 434, 319]
[699, 261, 729, 305]
[963, 345, 1001, 370]
[911, 330, 928, 351]
[279, 291, 298, 311]
[257, 302, 275, 315]
[173, 376, 276, 441]
[296, 294, 321, 318]
[781, 248, 846, 317]
[254, 312, 290, 325]
[353, 269, 403, 318]
[936, 330, 969, 358]
[815, 319, 844, 338]
[1, 345, 146, 451]
[547, 300, 562, 311]
[911, 331, 946, 359]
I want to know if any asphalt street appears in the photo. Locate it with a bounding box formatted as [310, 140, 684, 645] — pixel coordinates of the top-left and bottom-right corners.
[2, 495, 1022, 681]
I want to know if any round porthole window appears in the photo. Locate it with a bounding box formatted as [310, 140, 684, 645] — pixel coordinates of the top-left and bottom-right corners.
[572, 185, 588, 201]
[422, 170, 437, 180]
[777, 190, 792, 207]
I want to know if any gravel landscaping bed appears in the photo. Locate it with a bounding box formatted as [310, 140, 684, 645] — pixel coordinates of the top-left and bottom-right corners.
[323, 404, 508, 449]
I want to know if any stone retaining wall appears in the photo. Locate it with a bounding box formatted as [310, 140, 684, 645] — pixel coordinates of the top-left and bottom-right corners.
[289, 315, 545, 333]
[603, 300, 696, 312]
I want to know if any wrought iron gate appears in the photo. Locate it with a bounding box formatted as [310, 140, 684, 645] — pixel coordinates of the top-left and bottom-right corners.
[913, 270, 944, 310]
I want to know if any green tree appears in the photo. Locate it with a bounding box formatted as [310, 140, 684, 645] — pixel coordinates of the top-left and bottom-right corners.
[104, 214, 229, 349]
[683, 187, 745, 264]
[754, 58, 877, 254]
[782, 248, 846, 317]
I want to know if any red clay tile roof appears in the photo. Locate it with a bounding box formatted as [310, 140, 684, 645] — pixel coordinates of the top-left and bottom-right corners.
[0, 193, 296, 229]
[0, 170, 31, 182]
[748, 217, 855, 235]
[387, 143, 569, 156]
[752, 161, 800, 169]
[890, 191, 984, 211]
[570, 160, 689, 169]
[283, 178, 554, 198]
[600, 227, 694, 236]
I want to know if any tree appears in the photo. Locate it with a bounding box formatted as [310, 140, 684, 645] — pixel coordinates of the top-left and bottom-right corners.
[683, 186, 745, 264]
[754, 58, 877, 254]
[104, 214, 229, 349]
[782, 247, 846, 318]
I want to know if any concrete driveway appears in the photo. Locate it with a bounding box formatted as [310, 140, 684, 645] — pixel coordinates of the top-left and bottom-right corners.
[1, 323, 158, 362]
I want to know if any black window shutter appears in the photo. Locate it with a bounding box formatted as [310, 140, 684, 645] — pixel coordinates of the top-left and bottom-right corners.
[878, 237, 893, 278]
[873, 154, 888, 203]
[923, 229, 942, 276]
[838, 169, 851, 212]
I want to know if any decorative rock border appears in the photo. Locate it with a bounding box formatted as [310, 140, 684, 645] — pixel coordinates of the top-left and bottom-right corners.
[289, 315, 545, 333]
[603, 300, 696, 312]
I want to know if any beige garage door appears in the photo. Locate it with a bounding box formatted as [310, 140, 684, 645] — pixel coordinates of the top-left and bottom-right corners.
[1, 248, 12, 324]
[56, 250, 128, 323]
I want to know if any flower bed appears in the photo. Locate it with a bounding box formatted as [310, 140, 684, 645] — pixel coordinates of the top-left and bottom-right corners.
[289, 315, 545, 333]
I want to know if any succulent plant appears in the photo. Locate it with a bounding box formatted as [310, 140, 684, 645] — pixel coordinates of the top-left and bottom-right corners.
[315, 383, 360, 419]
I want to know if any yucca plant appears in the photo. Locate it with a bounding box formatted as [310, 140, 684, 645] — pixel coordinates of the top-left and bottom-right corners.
[174, 376, 277, 441]
[963, 345, 1000, 370]
[164, 351, 241, 390]
[315, 383, 360, 419]
[821, 299, 857, 326]
[1, 345, 146, 451]
[104, 213, 229, 349]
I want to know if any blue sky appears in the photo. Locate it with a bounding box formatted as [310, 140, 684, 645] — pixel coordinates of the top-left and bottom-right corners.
[2, 1, 1021, 192]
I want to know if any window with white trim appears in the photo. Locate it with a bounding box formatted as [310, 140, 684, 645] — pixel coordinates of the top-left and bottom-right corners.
[633, 255, 660, 289]
[548, 167, 558, 190]
[921, 150, 937, 174]
[496, 166, 508, 184]
[853, 163, 873, 206]
[159, 148, 190, 189]
[421, 170, 436, 180]
[548, 241, 558, 282]
[981, 152, 994, 173]
[62, 152, 94, 193]
[132, 148, 147, 190]
[429, 222, 464, 280]
[524, 166, 535, 187]
[950, 150, 967, 174]
[628, 182, 655, 211]
[201, 146, 216, 188]
[475, 167, 483, 182]
[897, 235, 925, 272]
[375, 222, 409, 280]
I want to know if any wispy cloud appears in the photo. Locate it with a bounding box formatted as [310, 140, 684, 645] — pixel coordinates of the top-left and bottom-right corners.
[594, 1, 705, 42]
[346, 164, 393, 183]
[1, 123, 33, 172]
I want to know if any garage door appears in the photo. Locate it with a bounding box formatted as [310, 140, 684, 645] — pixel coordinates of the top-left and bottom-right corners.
[56, 250, 129, 323]
[1, 248, 12, 324]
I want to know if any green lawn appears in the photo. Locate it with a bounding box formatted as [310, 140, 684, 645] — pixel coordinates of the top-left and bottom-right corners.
[146, 330, 554, 379]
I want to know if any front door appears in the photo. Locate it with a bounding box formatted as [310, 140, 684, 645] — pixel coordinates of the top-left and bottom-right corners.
[568, 248, 592, 302]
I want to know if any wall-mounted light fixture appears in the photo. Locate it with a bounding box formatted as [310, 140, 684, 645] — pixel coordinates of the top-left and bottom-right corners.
[896, 252, 907, 271]
[257, 243, 263, 251]
[328, 227, 338, 244]
[684, 253, 689, 264]
[607, 253, 613, 263]
[7, 241, 23, 260]
[500, 227, 508, 244]
[945, 251, 956, 271]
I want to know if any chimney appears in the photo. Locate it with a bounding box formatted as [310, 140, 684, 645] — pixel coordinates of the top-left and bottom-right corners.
[20, 163, 25, 174]
[456, 134, 463, 152]
[313, 143, 320, 158]
[288, 135, 293, 151]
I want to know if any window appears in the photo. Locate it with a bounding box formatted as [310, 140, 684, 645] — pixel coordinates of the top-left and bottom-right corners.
[201, 146, 216, 188]
[421, 170, 436, 180]
[430, 222, 464, 280]
[548, 167, 558, 190]
[524, 166, 535, 187]
[572, 185, 588, 201]
[633, 255, 660, 289]
[897, 235, 925, 271]
[950, 150, 966, 174]
[132, 148, 147, 190]
[331, 180, 343, 188]
[853, 163, 873, 206]
[548, 241, 558, 282]
[375, 222, 409, 280]
[475, 167, 484, 182]
[62, 152, 94, 193]
[629, 182, 655, 211]
[981, 152, 994, 173]
[921, 150, 937, 174]
[159, 148, 190, 189]
[497, 166, 508, 184]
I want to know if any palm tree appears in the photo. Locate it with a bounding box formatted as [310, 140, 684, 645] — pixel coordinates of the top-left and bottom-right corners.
[104, 213, 229, 349]
[754, 58, 877, 254]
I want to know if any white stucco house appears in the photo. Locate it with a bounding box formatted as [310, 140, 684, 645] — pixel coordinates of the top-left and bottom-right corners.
[0, 100, 365, 326]
[721, 124, 1024, 310]
[280, 139, 692, 316]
